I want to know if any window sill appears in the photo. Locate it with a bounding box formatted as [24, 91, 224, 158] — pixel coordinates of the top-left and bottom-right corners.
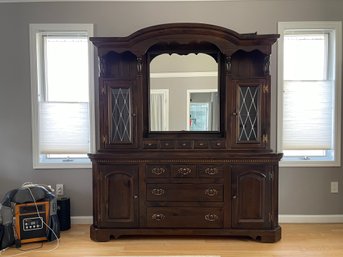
[279, 159, 341, 168]
[33, 162, 91, 170]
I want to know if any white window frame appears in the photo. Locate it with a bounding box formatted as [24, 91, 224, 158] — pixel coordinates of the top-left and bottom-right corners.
[277, 21, 342, 167]
[30, 24, 95, 169]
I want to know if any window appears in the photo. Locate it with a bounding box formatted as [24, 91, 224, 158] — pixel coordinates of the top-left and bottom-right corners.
[30, 24, 94, 169]
[277, 22, 342, 167]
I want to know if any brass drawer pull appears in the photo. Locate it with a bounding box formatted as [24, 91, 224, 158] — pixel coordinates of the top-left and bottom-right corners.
[152, 213, 165, 221]
[151, 167, 166, 175]
[205, 214, 219, 222]
[204, 167, 219, 176]
[205, 188, 218, 197]
[151, 188, 165, 196]
[177, 167, 192, 176]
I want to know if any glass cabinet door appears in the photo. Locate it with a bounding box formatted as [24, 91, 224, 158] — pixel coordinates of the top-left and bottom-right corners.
[99, 79, 137, 149]
[231, 79, 269, 149]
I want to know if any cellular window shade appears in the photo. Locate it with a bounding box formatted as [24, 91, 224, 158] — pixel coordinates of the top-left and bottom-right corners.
[283, 81, 333, 150]
[39, 102, 90, 154]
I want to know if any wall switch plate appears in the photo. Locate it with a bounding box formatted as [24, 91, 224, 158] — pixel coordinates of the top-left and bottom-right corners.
[56, 184, 64, 196]
[331, 181, 338, 193]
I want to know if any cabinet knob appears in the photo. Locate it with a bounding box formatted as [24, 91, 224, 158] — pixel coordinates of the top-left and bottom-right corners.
[151, 167, 166, 175]
[232, 195, 237, 199]
[132, 113, 136, 117]
[204, 168, 219, 175]
[204, 214, 219, 222]
[152, 213, 165, 221]
[232, 112, 237, 116]
[177, 167, 192, 176]
[151, 188, 165, 196]
[133, 195, 138, 199]
[205, 188, 218, 197]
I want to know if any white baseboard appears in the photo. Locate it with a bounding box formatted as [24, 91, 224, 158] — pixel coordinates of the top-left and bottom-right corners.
[71, 216, 93, 224]
[279, 214, 343, 223]
[71, 215, 343, 225]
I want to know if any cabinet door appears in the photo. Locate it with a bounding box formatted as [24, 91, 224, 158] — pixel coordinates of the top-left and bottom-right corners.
[230, 79, 269, 149]
[231, 165, 272, 229]
[99, 165, 139, 227]
[99, 79, 137, 149]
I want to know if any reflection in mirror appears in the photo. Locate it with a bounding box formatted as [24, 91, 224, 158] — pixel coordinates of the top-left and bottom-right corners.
[150, 53, 219, 131]
[188, 90, 219, 131]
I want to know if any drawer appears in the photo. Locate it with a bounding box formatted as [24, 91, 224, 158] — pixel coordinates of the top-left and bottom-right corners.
[146, 165, 170, 177]
[210, 140, 226, 149]
[160, 141, 175, 149]
[194, 140, 209, 149]
[198, 165, 225, 178]
[147, 184, 223, 202]
[176, 141, 193, 149]
[171, 165, 196, 177]
[147, 207, 223, 228]
[144, 141, 158, 149]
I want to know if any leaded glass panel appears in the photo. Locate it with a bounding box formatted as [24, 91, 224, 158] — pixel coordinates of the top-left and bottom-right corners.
[111, 88, 131, 143]
[238, 86, 259, 142]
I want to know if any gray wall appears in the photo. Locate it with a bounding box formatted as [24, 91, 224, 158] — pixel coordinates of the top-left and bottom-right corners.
[0, 0, 342, 216]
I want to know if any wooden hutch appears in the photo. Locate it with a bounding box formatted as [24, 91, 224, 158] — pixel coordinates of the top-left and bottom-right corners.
[89, 23, 281, 243]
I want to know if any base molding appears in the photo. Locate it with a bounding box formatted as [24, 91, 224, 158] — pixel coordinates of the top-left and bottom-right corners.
[279, 215, 343, 223]
[71, 215, 343, 225]
[71, 216, 93, 224]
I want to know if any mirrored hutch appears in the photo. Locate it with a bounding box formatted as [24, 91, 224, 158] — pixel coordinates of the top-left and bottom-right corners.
[89, 23, 282, 243]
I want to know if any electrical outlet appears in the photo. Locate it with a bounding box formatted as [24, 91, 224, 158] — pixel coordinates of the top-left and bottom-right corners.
[56, 184, 64, 196]
[331, 181, 338, 193]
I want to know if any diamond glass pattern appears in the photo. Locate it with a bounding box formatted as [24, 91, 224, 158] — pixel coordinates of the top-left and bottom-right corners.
[238, 86, 259, 142]
[111, 88, 131, 143]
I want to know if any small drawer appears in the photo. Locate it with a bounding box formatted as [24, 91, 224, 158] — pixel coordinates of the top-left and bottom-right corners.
[210, 140, 226, 149]
[144, 141, 158, 149]
[171, 165, 196, 177]
[194, 140, 209, 149]
[147, 184, 223, 202]
[160, 141, 175, 149]
[198, 165, 225, 178]
[176, 141, 193, 149]
[146, 165, 170, 177]
[147, 207, 223, 228]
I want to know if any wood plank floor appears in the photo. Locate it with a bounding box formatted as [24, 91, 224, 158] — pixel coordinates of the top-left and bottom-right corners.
[1, 224, 343, 257]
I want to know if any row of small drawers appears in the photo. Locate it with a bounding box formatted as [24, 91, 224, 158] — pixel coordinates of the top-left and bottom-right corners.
[144, 140, 226, 149]
[146, 164, 225, 178]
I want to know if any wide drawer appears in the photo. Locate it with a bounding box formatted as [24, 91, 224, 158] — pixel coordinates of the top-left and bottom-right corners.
[146, 207, 223, 228]
[146, 184, 223, 202]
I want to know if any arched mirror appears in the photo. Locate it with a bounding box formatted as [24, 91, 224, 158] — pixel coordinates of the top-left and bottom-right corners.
[149, 53, 219, 132]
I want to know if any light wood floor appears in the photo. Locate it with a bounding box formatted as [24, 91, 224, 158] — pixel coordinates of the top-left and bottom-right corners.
[1, 224, 343, 257]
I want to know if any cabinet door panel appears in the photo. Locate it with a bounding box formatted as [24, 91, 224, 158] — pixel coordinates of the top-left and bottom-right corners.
[99, 165, 139, 227]
[232, 165, 272, 229]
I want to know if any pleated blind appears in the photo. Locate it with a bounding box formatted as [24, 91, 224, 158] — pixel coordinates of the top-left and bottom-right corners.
[39, 102, 90, 154]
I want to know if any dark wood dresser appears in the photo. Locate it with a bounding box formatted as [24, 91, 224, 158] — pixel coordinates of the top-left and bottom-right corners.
[89, 23, 281, 243]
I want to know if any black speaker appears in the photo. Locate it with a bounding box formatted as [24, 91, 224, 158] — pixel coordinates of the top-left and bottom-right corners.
[57, 197, 70, 231]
